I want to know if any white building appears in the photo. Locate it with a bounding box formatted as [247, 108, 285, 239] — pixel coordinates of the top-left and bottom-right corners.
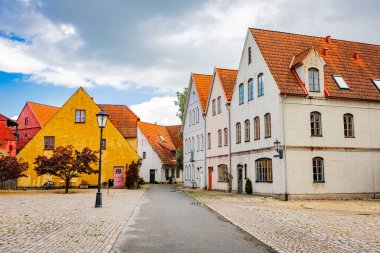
[183, 73, 212, 188]
[211, 28, 380, 200]
[137, 122, 183, 184]
[205, 68, 238, 191]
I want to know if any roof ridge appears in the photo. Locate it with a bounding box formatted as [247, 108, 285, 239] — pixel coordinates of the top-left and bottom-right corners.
[250, 27, 380, 47]
[28, 101, 59, 108]
[215, 67, 238, 71]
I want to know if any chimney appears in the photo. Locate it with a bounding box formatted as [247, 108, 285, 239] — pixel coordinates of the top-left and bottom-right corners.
[354, 52, 360, 60]
[323, 48, 328, 56]
[91, 97, 94, 100]
[326, 35, 331, 43]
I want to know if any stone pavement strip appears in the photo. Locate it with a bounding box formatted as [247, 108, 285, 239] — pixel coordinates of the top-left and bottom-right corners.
[0, 188, 146, 253]
[185, 189, 380, 253]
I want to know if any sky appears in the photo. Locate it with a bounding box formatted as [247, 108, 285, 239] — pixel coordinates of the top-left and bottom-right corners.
[0, 0, 379, 125]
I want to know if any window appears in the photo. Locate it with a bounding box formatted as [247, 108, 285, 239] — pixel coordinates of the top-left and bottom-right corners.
[254, 117, 260, 140]
[24, 117, 29, 126]
[236, 122, 241, 143]
[255, 158, 272, 182]
[248, 47, 252, 65]
[192, 137, 194, 151]
[44, 136, 55, 150]
[310, 112, 322, 136]
[201, 134, 204, 151]
[217, 96, 222, 114]
[264, 113, 271, 138]
[159, 134, 166, 142]
[101, 139, 106, 150]
[196, 108, 199, 123]
[248, 78, 254, 100]
[343, 113, 354, 138]
[212, 99, 216, 116]
[207, 133, 211, 149]
[258, 73, 264, 96]
[371, 78, 380, 91]
[143, 151, 146, 159]
[193, 109, 195, 124]
[185, 139, 188, 153]
[244, 120, 250, 142]
[313, 157, 325, 182]
[333, 75, 349, 90]
[308, 68, 320, 92]
[244, 164, 247, 180]
[218, 164, 228, 182]
[239, 83, 244, 104]
[197, 135, 200, 151]
[224, 128, 228, 146]
[218, 130, 222, 147]
[75, 110, 86, 123]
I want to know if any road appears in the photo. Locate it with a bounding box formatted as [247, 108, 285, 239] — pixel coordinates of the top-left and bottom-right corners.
[111, 184, 274, 253]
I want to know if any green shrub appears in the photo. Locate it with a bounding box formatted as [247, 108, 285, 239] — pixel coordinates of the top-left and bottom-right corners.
[245, 178, 252, 194]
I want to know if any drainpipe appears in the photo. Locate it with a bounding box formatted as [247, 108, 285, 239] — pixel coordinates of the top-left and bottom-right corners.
[281, 95, 288, 201]
[226, 102, 232, 193]
[202, 112, 207, 190]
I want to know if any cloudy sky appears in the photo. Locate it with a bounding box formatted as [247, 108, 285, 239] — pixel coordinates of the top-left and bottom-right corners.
[0, 0, 379, 124]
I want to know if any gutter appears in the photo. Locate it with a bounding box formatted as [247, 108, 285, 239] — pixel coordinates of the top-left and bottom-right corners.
[227, 102, 232, 193]
[281, 95, 288, 201]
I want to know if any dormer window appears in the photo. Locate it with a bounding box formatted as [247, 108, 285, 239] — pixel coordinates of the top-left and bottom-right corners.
[371, 79, 380, 91]
[333, 75, 349, 90]
[308, 68, 320, 92]
[158, 134, 166, 142]
[248, 47, 252, 65]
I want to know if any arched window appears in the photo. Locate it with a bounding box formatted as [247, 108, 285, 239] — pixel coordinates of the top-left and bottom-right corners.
[218, 129, 222, 147]
[207, 133, 211, 149]
[343, 113, 354, 138]
[248, 78, 254, 100]
[189, 111, 192, 126]
[248, 47, 252, 64]
[308, 68, 320, 92]
[310, 112, 322, 136]
[236, 122, 241, 143]
[224, 128, 228, 146]
[239, 83, 244, 104]
[264, 113, 271, 138]
[197, 135, 200, 151]
[218, 164, 228, 182]
[185, 139, 188, 153]
[201, 134, 204, 150]
[196, 108, 199, 123]
[312, 157, 325, 182]
[254, 116, 260, 140]
[258, 73, 264, 96]
[212, 99, 216, 116]
[217, 96, 222, 113]
[192, 137, 195, 151]
[244, 119, 250, 142]
[255, 158, 272, 182]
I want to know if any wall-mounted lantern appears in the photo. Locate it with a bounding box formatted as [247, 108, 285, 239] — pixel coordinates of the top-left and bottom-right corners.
[273, 139, 283, 159]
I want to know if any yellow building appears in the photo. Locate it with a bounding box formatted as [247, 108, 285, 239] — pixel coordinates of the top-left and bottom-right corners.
[17, 87, 139, 188]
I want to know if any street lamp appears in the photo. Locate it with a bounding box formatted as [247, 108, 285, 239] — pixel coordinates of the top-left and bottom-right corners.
[273, 138, 283, 159]
[95, 110, 109, 208]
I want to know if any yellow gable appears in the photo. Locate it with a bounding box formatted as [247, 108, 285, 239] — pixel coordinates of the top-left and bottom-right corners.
[17, 87, 139, 187]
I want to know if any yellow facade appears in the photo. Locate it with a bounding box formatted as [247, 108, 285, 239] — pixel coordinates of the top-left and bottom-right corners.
[126, 137, 138, 151]
[17, 88, 139, 187]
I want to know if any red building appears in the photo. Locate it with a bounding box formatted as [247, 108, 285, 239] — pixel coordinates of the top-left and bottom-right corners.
[0, 114, 18, 157]
[16, 102, 59, 153]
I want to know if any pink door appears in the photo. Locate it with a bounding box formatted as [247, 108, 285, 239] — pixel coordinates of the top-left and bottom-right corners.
[114, 167, 124, 188]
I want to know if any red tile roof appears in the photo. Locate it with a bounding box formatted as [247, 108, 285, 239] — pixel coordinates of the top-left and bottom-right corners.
[138, 122, 182, 165]
[165, 125, 182, 149]
[192, 73, 213, 112]
[28, 102, 59, 127]
[250, 28, 380, 101]
[215, 68, 238, 102]
[98, 104, 139, 138]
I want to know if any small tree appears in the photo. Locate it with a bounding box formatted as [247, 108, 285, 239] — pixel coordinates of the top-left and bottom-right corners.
[34, 145, 98, 193]
[245, 178, 252, 194]
[175, 147, 183, 171]
[125, 161, 140, 189]
[174, 87, 189, 122]
[0, 156, 28, 184]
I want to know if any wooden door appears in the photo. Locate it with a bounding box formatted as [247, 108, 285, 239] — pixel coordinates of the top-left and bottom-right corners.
[150, 169, 155, 183]
[114, 167, 124, 189]
[208, 167, 213, 191]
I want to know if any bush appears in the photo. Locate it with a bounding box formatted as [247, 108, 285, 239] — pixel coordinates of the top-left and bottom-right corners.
[137, 177, 145, 188]
[125, 161, 140, 189]
[245, 178, 252, 194]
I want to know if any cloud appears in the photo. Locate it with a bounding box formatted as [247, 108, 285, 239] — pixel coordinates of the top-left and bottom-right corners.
[130, 96, 181, 126]
[11, 115, 18, 120]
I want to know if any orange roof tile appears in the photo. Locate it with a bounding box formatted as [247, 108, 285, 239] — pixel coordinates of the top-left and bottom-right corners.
[138, 122, 182, 165]
[215, 68, 238, 102]
[28, 102, 59, 127]
[192, 73, 213, 112]
[165, 125, 182, 149]
[98, 104, 139, 139]
[250, 28, 380, 101]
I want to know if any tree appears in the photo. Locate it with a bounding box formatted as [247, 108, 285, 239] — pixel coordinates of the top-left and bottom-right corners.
[175, 147, 183, 171]
[34, 145, 98, 193]
[0, 156, 28, 184]
[245, 178, 252, 194]
[125, 161, 140, 189]
[174, 87, 189, 122]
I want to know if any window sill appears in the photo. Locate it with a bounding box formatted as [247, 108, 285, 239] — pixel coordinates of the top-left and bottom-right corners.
[344, 136, 355, 138]
[245, 140, 250, 143]
[311, 135, 323, 137]
[313, 181, 325, 183]
[264, 136, 271, 139]
[75, 122, 86, 124]
[255, 181, 273, 183]
[236, 142, 241, 144]
[44, 148, 54, 151]
[254, 138, 260, 140]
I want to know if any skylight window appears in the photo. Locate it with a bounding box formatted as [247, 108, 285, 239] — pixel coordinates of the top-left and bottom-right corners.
[333, 75, 349, 90]
[372, 79, 380, 91]
[158, 134, 166, 142]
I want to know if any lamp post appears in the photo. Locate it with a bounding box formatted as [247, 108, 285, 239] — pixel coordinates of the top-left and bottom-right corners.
[95, 110, 109, 208]
[273, 138, 283, 159]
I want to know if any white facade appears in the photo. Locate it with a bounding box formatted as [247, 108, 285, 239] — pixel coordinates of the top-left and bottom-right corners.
[183, 77, 207, 188]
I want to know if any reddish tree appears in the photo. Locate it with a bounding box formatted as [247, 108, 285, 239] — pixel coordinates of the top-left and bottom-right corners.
[34, 145, 98, 193]
[125, 161, 140, 189]
[0, 156, 28, 184]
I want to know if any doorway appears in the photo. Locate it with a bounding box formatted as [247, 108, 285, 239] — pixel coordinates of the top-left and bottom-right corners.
[208, 167, 213, 191]
[150, 169, 155, 183]
[114, 167, 124, 189]
[237, 165, 243, 194]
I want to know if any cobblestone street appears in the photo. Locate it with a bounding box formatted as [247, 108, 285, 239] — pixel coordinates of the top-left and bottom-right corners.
[186, 189, 380, 253]
[0, 189, 145, 253]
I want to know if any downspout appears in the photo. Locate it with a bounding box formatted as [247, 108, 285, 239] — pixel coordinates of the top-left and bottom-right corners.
[202, 113, 207, 190]
[227, 102, 232, 193]
[282, 95, 288, 201]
